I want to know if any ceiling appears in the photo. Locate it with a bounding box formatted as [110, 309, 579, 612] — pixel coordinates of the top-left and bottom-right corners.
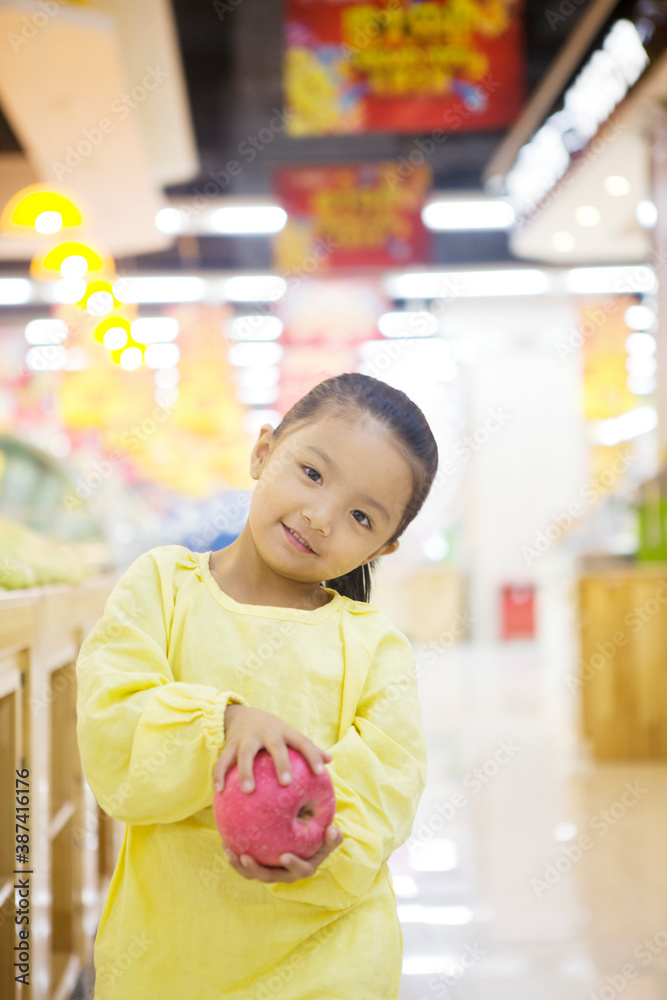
[0, 0, 597, 272]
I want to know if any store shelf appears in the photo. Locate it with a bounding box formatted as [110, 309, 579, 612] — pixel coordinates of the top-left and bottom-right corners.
[0, 574, 121, 1000]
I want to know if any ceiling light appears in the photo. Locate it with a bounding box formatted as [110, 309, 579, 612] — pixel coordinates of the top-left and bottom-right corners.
[0, 278, 31, 305]
[574, 205, 601, 227]
[131, 317, 180, 344]
[637, 200, 658, 228]
[627, 374, 657, 395]
[626, 355, 656, 377]
[421, 199, 514, 230]
[626, 332, 656, 356]
[378, 311, 438, 338]
[114, 276, 206, 304]
[44, 278, 87, 304]
[119, 346, 143, 370]
[552, 231, 576, 252]
[24, 319, 68, 345]
[221, 275, 287, 302]
[237, 384, 281, 405]
[34, 211, 63, 234]
[566, 266, 656, 294]
[60, 255, 89, 279]
[25, 345, 68, 370]
[144, 343, 181, 369]
[229, 341, 284, 366]
[235, 365, 281, 388]
[229, 315, 283, 340]
[103, 327, 129, 351]
[624, 305, 656, 330]
[155, 207, 185, 234]
[593, 405, 657, 444]
[384, 269, 549, 300]
[211, 206, 287, 234]
[604, 175, 631, 197]
[86, 290, 115, 316]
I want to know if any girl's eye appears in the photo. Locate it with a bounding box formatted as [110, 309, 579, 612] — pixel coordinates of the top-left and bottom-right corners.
[303, 465, 322, 484]
[352, 510, 371, 528]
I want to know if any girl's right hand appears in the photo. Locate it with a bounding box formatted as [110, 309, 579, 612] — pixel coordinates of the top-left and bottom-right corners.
[213, 704, 333, 793]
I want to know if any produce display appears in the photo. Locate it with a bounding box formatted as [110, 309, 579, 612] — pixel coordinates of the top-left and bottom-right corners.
[214, 747, 336, 867]
[0, 514, 88, 589]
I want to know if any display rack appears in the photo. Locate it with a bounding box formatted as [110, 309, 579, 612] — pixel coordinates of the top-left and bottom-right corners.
[0, 574, 119, 1000]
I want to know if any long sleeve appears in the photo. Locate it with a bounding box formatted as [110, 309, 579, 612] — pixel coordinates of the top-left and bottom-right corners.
[263, 623, 427, 910]
[75, 549, 248, 825]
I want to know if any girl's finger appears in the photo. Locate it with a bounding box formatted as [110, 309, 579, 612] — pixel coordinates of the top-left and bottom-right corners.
[263, 737, 293, 787]
[213, 746, 236, 791]
[236, 741, 260, 793]
[288, 734, 331, 776]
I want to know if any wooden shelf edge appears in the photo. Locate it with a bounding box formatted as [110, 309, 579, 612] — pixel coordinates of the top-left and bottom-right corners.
[49, 800, 76, 840]
[0, 876, 13, 909]
[50, 952, 81, 1000]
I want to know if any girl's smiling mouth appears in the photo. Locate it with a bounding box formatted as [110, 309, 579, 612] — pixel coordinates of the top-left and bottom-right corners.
[281, 522, 317, 555]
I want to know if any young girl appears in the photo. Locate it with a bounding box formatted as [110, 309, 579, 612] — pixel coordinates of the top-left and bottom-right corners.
[76, 372, 438, 1000]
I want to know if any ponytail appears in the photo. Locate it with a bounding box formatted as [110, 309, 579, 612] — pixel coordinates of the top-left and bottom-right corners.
[325, 561, 375, 604]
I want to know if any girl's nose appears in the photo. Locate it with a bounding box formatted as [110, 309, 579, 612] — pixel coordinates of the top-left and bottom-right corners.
[302, 507, 331, 536]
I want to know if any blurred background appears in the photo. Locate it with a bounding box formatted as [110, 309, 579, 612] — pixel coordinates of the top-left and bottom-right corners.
[2, 0, 667, 997]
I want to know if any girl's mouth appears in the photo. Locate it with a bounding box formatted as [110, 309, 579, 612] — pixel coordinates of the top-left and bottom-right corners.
[281, 522, 316, 554]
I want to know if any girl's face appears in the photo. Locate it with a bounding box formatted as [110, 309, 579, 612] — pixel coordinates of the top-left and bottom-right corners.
[247, 410, 414, 586]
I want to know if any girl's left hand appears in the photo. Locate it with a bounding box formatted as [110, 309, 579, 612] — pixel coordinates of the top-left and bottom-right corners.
[225, 824, 343, 883]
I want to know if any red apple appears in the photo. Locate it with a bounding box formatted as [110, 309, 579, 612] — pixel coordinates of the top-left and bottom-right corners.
[214, 747, 336, 867]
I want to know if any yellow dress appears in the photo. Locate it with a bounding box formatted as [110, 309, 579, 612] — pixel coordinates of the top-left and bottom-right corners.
[75, 545, 427, 1000]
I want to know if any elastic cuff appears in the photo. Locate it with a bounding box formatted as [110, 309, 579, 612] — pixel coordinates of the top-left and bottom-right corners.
[206, 690, 248, 755]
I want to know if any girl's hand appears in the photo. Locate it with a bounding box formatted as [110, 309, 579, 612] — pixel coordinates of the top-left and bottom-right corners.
[224, 824, 343, 883]
[213, 704, 332, 793]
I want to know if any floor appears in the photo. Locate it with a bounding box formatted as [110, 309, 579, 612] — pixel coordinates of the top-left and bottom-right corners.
[70, 631, 667, 1000]
[393, 635, 667, 1000]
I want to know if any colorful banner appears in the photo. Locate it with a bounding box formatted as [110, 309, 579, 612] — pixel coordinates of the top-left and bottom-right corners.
[274, 162, 431, 271]
[284, 0, 523, 136]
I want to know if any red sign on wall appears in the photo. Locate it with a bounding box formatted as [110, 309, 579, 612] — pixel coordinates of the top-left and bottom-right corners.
[274, 161, 431, 271]
[284, 0, 524, 136]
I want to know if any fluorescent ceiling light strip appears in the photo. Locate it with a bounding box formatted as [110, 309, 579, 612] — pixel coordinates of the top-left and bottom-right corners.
[566, 266, 656, 294]
[422, 200, 515, 230]
[0, 279, 31, 305]
[594, 406, 658, 446]
[210, 206, 287, 234]
[384, 269, 549, 299]
[114, 276, 206, 303]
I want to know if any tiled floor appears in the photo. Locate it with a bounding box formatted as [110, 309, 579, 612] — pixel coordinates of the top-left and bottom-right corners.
[393, 636, 667, 999]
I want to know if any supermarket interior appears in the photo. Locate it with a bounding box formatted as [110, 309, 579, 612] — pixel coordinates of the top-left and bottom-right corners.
[2, 0, 667, 998]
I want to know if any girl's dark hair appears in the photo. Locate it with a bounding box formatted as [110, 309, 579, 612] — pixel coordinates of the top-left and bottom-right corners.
[272, 372, 438, 603]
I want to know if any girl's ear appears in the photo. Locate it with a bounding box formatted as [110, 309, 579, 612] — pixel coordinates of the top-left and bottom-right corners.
[363, 538, 399, 564]
[249, 424, 275, 480]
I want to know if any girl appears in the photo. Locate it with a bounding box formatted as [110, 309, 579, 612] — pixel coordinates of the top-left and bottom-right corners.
[76, 372, 438, 1000]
